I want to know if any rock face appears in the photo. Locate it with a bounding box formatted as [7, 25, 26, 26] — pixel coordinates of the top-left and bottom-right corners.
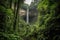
[20, 8, 38, 23]
[19, 9, 26, 16]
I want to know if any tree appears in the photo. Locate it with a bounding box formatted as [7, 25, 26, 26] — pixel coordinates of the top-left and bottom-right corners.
[0, 0, 24, 40]
[13, 0, 24, 31]
[37, 0, 60, 40]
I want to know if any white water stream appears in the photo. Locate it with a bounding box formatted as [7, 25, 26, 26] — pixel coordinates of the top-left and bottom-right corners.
[26, 6, 29, 23]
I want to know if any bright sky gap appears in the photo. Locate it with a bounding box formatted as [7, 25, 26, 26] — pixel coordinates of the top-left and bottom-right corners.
[24, 0, 32, 5]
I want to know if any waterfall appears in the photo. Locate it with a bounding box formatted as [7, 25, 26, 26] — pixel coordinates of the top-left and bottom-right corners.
[26, 6, 29, 23]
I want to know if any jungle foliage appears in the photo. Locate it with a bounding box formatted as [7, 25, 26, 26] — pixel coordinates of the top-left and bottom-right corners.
[0, 0, 60, 40]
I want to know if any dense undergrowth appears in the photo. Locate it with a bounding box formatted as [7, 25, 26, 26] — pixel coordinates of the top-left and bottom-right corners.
[0, 0, 60, 40]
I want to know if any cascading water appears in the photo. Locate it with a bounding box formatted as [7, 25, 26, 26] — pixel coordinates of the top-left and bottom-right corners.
[26, 6, 29, 23]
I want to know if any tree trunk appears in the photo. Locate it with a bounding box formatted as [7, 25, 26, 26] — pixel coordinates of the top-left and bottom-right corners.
[9, 0, 12, 8]
[13, 1, 17, 30]
[13, 0, 20, 31]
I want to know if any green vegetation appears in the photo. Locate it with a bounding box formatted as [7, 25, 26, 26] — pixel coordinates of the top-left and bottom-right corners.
[0, 0, 60, 40]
